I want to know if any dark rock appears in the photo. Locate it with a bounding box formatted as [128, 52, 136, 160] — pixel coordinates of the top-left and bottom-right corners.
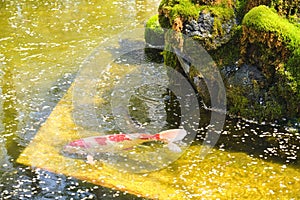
[189, 31, 202, 37]
[183, 10, 236, 50]
[184, 12, 214, 37]
[185, 24, 193, 31]
[224, 64, 271, 113]
[199, 12, 214, 30]
[221, 65, 238, 77]
[227, 64, 265, 87]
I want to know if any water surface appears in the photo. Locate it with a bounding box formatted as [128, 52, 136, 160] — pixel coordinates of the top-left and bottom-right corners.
[0, 0, 299, 199]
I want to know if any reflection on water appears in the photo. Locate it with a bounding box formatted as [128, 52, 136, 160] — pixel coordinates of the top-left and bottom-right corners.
[128, 82, 168, 129]
[215, 118, 300, 164]
[0, 0, 299, 199]
[2, 66, 20, 161]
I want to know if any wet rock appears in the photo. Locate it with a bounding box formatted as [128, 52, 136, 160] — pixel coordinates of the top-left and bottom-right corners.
[189, 31, 201, 37]
[198, 12, 214, 29]
[221, 65, 238, 77]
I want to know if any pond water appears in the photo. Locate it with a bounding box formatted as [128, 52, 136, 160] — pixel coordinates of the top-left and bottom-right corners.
[0, 0, 299, 199]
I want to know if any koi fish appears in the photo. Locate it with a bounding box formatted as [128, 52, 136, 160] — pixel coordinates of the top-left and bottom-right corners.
[62, 129, 187, 164]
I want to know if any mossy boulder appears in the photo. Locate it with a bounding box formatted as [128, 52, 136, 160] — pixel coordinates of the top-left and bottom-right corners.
[158, 0, 236, 50]
[158, 0, 201, 29]
[235, 5, 300, 120]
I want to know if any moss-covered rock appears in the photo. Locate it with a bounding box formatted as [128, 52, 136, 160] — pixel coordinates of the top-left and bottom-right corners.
[144, 15, 165, 62]
[209, 25, 242, 67]
[243, 0, 300, 25]
[215, 5, 300, 122]
[157, 0, 239, 109]
[145, 14, 165, 46]
[192, 0, 234, 7]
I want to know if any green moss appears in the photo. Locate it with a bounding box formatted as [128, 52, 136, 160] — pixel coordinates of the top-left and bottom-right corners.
[158, 15, 171, 29]
[263, 100, 283, 120]
[162, 44, 179, 68]
[227, 85, 285, 121]
[199, 5, 235, 21]
[243, 5, 300, 50]
[209, 6, 234, 37]
[286, 48, 300, 87]
[201, 6, 234, 36]
[227, 86, 251, 117]
[170, 0, 199, 21]
[159, 0, 200, 26]
[210, 25, 242, 67]
[146, 15, 164, 34]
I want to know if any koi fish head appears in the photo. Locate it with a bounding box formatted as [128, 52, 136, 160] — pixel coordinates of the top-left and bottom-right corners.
[157, 129, 187, 143]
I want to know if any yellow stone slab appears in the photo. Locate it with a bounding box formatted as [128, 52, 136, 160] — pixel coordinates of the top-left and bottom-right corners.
[17, 86, 300, 199]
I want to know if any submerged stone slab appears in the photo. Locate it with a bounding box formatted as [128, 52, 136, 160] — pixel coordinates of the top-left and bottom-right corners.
[17, 83, 300, 199]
